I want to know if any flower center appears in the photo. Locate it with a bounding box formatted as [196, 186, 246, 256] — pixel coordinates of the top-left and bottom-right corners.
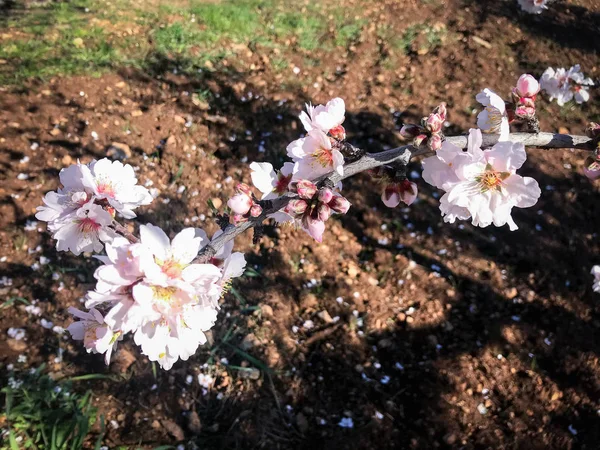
[152, 286, 178, 303]
[155, 258, 186, 278]
[274, 173, 292, 194]
[476, 164, 510, 192]
[78, 217, 101, 233]
[312, 146, 333, 167]
[97, 180, 116, 197]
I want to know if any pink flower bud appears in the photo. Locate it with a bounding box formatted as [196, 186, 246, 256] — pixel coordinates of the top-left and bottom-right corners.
[329, 195, 351, 214]
[227, 192, 252, 215]
[285, 199, 308, 216]
[295, 179, 318, 199]
[515, 105, 535, 119]
[515, 74, 540, 98]
[304, 216, 326, 243]
[318, 188, 334, 204]
[317, 203, 331, 221]
[400, 124, 422, 139]
[250, 204, 263, 217]
[426, 114, 443, 133]
[329, 125, 346, 141]
[434, 103, 447, 122]
[235, 183, 252, 196]
[428, 134, 442, 151]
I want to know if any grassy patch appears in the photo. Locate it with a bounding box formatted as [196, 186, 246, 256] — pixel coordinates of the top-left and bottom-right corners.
[2, 365, 103, 449]
[0, 0, 371, 85]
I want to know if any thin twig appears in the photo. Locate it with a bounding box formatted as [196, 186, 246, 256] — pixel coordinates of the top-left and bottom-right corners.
[192, 131, 593, 262]
[110, 220, 139, 243]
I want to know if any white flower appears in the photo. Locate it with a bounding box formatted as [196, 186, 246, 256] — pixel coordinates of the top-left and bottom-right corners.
[299, 98, 345, 134]
[591, 266, 600, 293]
[476, 89, 510, 141]
[250, 161, 294, 200]
[423, 129, 541, 230]
[139, 224, 220, 289]
[81, 159, 152, 218]
[48, 201, 116, 255]
[67, 307, 121, 365]
[517, 0, 550, 14]
[540, 65, 594, 106]
[287, 129, 344, 180]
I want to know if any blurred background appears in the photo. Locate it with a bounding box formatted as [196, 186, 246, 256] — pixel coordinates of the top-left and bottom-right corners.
[0, 0, 599, 448]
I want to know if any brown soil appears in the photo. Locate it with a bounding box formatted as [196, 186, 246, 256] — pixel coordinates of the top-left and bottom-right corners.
[1, 0, 599, 449]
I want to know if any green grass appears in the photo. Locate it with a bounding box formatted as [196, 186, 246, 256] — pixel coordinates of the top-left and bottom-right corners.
[1, 365, 103, 449]
[0, 0, 371, 85]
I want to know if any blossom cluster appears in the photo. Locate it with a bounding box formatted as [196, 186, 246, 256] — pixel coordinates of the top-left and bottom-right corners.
[228, 98, 352, 242]
[400, 103, 447, 152]
[68, 225, 246, 369]
[36, 159, 152, 255]
[540, 65, 594, 106]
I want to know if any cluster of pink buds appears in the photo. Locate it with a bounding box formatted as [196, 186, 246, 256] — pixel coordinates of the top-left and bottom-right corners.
[227, 183, 263, 224]
[284, 180, 350, 242]
[511, 74, 540, 119]
[583, 122, 600, 180]
[400, 103, 447, 151]
[370, 166, 418, 208]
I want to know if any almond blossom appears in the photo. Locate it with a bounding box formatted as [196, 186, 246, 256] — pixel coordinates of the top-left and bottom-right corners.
[517, 0, 551, 14]
[287, 129, 345, 180]
[299, 97, 346, 139]
[67, 307, 121, 365]
[540, 65, 594, 106]
[250, 161, 294, 200]
[36, 158, 153, 256]
[81, 159, 153, 218]
[48, 201, 116, 255]
[476, 89, 510, 141]
[423, 129, 541, 230]
[71, 224, 246, 370]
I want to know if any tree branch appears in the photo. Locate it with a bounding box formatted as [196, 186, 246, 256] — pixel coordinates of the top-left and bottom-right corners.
[195, 131, 595, 262]
[111, 220, 140, 244]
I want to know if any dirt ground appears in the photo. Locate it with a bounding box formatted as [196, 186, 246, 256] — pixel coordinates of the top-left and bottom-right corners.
[1, 0, 600, 448]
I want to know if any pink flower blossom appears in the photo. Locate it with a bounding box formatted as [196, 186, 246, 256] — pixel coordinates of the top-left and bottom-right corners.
[81, 159, 153, 218]
[288, 130, 345, 180]
[299, 98, 345, 136]
[250, 161, 294, 199]
[423, 129, 541, 230]
[67, 307, 121, 365]
[48, 201, 116, 255]
[540, 65, 594, 106]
